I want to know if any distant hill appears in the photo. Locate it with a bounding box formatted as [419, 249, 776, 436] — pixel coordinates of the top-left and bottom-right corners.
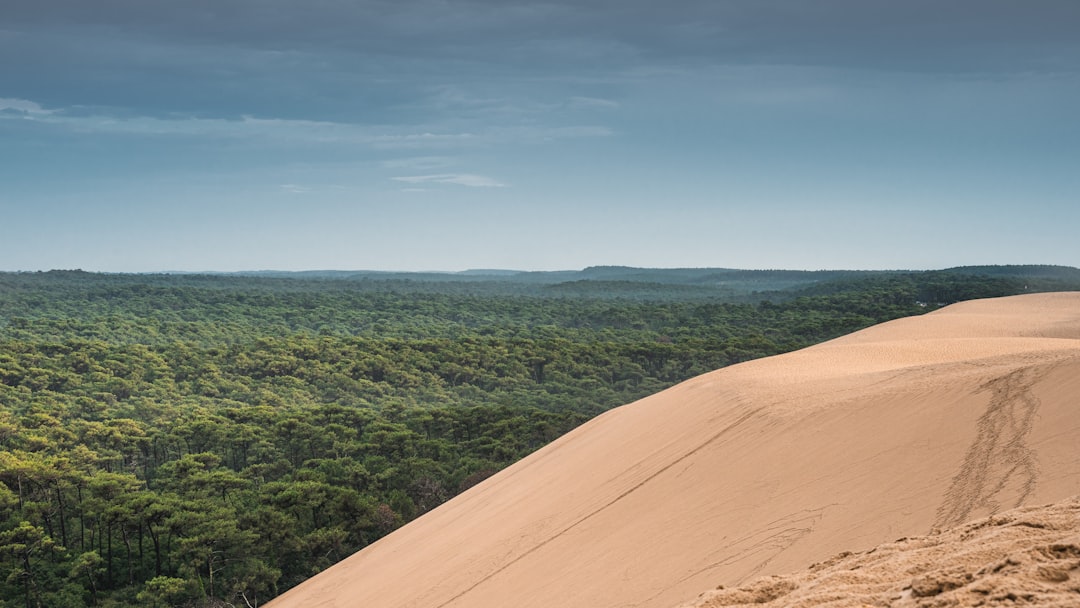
[941, 264, 1080, 280]
[124, 265, 1080, 301]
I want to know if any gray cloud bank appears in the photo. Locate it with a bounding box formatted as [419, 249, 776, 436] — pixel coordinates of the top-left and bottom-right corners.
[4, 0, 1078, 122]
[5, 0, 1078, 71]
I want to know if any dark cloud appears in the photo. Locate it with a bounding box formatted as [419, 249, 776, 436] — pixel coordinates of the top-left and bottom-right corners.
[2, 0, 1078, 121]
[7, 0, 1078, 67]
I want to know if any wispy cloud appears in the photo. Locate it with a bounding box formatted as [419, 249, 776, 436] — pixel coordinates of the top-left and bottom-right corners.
[0, 98, 55, 117]
[392, 173, 506, 188]
[381, 156, 456, 170]
[2, 99, 611, 151]
[278, 184, 311, 194]
[567, 96, 620, 110]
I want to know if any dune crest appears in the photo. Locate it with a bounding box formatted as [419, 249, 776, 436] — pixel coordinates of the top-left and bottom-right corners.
[267, 293, 1080, 608]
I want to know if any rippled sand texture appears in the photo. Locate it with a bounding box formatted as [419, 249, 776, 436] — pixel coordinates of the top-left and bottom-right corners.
[681, 496, 1080, 607]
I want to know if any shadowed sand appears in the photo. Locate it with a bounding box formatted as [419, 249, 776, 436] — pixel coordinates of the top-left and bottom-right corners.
[266, 292, 1080, 608]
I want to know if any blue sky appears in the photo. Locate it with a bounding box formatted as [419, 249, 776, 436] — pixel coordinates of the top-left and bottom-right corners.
[2, 0, 1078, 272]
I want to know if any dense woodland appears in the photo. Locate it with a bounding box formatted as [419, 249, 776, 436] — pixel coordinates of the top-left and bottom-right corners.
[1, 265, 1078, 607]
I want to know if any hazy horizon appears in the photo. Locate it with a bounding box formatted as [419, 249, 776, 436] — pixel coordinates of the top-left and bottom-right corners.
[3, 1, 1078, 272]
[5, 263, 1075, 276]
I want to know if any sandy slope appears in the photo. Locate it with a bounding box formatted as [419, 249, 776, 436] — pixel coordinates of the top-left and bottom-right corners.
[680, 496, 1080, 607]
[266, 292, 1080, 608]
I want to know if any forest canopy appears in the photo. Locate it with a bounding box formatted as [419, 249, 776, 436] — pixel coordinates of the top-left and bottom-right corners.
[1, 265, 1077, 607]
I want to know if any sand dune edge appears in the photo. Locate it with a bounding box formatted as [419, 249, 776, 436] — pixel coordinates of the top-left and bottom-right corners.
[266, 292, 1080, 608]
[680, 495, 1080, 607]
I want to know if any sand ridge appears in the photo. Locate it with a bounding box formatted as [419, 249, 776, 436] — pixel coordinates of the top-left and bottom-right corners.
[266, 292, 1080, 608]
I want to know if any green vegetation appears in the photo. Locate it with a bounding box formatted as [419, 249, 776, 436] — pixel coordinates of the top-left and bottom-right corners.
[1, 266, 1076, 607]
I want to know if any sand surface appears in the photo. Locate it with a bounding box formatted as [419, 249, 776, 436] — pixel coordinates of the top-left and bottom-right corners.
[680, 496, 1080, 607]
[266, 292, 1080, 608]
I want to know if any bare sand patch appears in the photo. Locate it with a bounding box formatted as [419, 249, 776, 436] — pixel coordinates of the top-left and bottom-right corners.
[680, 496, 1080, 608]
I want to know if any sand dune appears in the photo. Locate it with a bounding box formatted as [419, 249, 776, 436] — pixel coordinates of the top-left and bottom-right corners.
[266, 292, 1080, 608]
[680, 496, 1080, 607]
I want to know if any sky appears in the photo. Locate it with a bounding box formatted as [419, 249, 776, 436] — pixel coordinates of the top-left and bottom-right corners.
[2, 0, 1078, 272]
